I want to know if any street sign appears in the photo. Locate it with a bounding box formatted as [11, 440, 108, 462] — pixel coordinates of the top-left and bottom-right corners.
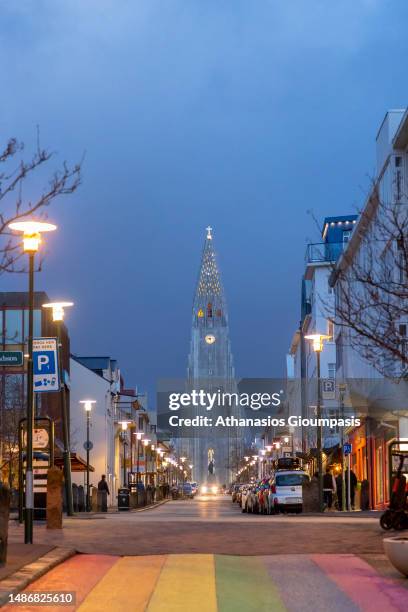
[33, 338, 60, 392]
[0, 350, 23, 366]
[83, 440, 93, 451]
[343, 443, 352, 455]
[23, 428, 50, 449]
[322, 379, 336, 400]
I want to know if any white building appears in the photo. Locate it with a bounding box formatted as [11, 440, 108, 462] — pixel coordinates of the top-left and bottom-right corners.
[69, 356, 120, 506]
[287, 214, 358, 456]
[331, 109, 408, 508]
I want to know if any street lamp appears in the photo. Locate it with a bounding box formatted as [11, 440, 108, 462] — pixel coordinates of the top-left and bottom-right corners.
[42, 301, 74, 516]
[143, 439, 150, 486]
[80, 400, 96, 511]
[134, 431, 143, 484]
[118, 421, 132, 488]
[9, 220, 57, 544]
[305, 333, 331, 512]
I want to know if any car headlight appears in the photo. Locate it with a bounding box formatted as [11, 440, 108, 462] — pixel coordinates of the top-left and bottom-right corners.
[202, 486, 208, 493]
[211, 486, 217, 494]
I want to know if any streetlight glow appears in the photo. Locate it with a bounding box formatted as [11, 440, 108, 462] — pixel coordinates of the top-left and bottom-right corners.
[42, 301, 74, 322]
[80, 400, 96, 412]
[9, 220, 57, 252]
[304, 333, 331, 352]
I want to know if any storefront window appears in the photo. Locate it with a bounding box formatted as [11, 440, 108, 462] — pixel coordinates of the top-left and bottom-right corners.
[5, 310, 23, 343]
[24, 309, 42, 340]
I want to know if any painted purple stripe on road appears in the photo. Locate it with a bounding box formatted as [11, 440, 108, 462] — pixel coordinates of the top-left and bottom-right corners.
[312, 554, 408, 612]
[262, 555, 359, 612]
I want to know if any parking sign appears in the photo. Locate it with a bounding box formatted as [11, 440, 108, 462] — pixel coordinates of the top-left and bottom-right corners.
[33, 338, 60, 392]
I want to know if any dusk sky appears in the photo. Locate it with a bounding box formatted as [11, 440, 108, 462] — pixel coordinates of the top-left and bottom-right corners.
[2, 1, 408, 402]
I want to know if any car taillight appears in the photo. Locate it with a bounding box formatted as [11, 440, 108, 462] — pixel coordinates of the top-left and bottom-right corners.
[270, 484, 276, 494]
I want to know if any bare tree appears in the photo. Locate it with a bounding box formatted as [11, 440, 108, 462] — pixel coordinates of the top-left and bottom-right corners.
[331, 186, 408, 378]
[0, 132, 81, 274]
[0, 375, 25, 487]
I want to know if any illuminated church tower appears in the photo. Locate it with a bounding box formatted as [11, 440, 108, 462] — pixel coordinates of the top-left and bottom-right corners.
[187, 227, 237, 485]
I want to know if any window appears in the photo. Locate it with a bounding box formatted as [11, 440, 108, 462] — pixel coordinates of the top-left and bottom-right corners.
[327, 320, 334, 337]
[336, 335, 343, 369]
[343, 230, 352, 244]
[276, 473, 309, 486]
[5, 310, 23, 344]
[394, 156, 403, 202]
[328, 363, 336, 380]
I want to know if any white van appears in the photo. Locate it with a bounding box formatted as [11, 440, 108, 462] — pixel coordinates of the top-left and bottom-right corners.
[269, 470, 310, 513]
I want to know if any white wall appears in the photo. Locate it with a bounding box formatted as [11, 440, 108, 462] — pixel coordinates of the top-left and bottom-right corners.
[69, 358, 117, 505]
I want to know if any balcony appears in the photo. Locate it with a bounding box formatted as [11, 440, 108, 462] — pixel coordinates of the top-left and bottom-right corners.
[305, 242, 345, 265]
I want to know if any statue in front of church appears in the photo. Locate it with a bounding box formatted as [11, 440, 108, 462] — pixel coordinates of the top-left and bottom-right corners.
[208, 448, 215, 475]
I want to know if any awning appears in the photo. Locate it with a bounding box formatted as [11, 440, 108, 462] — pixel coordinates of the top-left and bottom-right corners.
[54, 452, 95, 473]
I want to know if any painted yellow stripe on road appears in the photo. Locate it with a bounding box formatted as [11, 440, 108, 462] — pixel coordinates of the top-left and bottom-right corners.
[147, 554, 217, 612]
[78, 555, 166, 612]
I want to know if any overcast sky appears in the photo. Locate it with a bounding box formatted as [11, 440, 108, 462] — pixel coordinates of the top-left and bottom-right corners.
[1, 1, 408, 401]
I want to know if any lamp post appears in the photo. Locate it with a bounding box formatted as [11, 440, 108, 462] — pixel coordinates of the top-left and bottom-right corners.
[142, 439, 150, 486]
[134, 432, 143, 483]
[80, 400, 96, 511]
[9, 220, 57, 544]
[180, 456, 186, 495]
[118, 421, 132, 487]
[305, 333, 331, 513]
[42, 301, 74, 516]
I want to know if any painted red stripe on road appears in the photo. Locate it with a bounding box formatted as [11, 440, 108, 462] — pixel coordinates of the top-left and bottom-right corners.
[312, 554, 408, 612]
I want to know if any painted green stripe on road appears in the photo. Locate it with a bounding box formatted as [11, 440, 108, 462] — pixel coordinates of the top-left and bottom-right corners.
[215, 555, 286, 612]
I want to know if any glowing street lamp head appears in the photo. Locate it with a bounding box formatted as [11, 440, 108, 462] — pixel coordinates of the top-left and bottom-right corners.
[80, 400, 96, 412]
[180, 456, 186, 463]
[135, 432, 143, 440]
[9, 220, 57, 253]
[265, 445, 272, 452]
[143, 439, 150, 447]
[42, 301, 74, 322]
[189, 464, 193, 469]
[304, 333, 331, 352]
[119, 420, 131, 431]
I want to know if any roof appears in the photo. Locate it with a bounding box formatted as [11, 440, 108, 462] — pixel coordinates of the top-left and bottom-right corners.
[54, 452, 95, 472]
[0, 291, 50, 308]
[72, 355, 118, 379]
[393, 108, 408, 149]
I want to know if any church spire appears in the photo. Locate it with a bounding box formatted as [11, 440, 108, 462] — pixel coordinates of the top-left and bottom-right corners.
[193, 227, 225, 306]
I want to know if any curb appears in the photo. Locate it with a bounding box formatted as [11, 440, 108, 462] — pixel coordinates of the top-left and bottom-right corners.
[0, 547, 76, 606]
[131, 498, 170, 513]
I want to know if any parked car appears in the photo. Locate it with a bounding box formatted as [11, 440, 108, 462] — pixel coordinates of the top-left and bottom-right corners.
[240, 486, 254, 513]
[231, 484, 241, 503]
[191, 482, 198, 496]
[268, 470, 310, 513]
[182, 482, 194, 499]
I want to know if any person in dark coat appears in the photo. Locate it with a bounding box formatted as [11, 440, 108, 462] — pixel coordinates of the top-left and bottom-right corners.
[97, 475, 110, 512]
[345, 468, 358, 510]
[336, 472, 343, 510]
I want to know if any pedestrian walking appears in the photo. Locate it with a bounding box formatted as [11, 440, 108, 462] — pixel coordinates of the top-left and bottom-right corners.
[323, 467, 336, 510]
[336, 472, 343, 510]
[345, 468, 358, 510]
[97, 474, 110, 512]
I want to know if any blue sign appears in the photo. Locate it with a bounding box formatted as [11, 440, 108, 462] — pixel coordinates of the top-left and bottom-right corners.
[343, 443, 352, 455]
[33, 338, 60, 392]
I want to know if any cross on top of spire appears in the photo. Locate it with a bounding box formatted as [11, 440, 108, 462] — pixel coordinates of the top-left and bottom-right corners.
[206, 226, 212, 240]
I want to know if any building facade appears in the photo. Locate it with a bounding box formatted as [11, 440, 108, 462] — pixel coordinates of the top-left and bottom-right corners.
[186, 228, 237, 485]
[331, 109, 408, 509]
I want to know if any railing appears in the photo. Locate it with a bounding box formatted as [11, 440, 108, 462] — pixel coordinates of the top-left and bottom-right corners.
[305, 242, 345, 264]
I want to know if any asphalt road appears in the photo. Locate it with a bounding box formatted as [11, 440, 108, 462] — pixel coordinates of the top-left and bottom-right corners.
[9, 494, 387, 556]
